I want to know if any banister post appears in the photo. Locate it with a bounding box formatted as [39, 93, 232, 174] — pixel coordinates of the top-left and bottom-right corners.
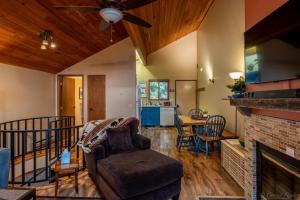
[10, 131, 15, 184]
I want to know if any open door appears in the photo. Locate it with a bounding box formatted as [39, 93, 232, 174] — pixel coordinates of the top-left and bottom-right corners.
[61, 77, 75, 117]
[88, 75, 106, 121]
[58, 75, 83, 125]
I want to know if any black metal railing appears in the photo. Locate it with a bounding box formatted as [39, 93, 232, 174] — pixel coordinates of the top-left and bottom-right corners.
[0, 116, 84, 185]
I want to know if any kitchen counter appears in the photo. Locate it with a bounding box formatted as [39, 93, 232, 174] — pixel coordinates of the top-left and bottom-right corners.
[140, 106, 175, 126]
[141, 105, 176, 107]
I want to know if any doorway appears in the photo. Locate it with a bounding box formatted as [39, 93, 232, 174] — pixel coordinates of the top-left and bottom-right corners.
[58, 75, 83, 125]
[88, 75, 106, 121]
[175, 80, 197, 115]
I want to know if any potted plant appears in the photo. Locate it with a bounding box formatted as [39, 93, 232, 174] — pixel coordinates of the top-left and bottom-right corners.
[227, 77, 245, 98]
[202, 109, 208, 118]
[238, 137, 245, 148]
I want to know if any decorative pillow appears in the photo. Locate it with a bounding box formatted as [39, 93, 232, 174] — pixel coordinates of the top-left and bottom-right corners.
[107, 126, 135, 154]
[77, 118, 125, 153]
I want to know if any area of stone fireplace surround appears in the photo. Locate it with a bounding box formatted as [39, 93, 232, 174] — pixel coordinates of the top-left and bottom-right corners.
[244, 114, 300, 199]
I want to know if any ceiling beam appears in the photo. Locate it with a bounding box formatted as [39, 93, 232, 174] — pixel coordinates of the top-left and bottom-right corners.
[123, 21, 148, 65]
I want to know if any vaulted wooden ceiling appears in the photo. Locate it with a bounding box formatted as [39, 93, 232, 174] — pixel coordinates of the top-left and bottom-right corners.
[124, 0, 214, 63]
[0, 0, 128, 73]
[0, 0, 213, 73]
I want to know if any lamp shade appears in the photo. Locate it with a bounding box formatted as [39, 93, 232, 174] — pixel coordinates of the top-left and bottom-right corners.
[100, 8, 123, 23]
[229, 72, 243, 80]
[40, 44, 47, 50]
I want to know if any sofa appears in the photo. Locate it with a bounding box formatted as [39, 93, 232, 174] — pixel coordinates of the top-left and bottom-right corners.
[84, 120, 183, 200]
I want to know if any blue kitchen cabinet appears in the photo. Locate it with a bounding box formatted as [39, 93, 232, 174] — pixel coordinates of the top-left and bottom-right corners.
[141, 107, 160, 126]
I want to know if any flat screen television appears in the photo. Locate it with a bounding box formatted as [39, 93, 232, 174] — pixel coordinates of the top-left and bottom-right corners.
[244, 1, 300, 84]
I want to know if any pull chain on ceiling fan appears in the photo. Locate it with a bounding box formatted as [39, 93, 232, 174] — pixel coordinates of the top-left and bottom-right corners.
[110, 23, 114, 43]
[54, 0, 156, 42]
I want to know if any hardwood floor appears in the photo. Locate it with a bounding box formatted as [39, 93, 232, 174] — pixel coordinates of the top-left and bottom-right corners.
[142, 127, 244, 199]
[36, 127, 244, 200]
[36, 170, 102, 199]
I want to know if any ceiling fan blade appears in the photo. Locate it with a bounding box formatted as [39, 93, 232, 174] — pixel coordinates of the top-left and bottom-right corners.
[54, 6, 101, 12]
[123, 12, 152, 28]
[119, 0, 156, 10]
[98, 0, 108, 6]
[99, 19, 110, 30]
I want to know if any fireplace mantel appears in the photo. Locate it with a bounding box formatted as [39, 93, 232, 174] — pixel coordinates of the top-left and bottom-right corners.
[229, 98, 300, 115]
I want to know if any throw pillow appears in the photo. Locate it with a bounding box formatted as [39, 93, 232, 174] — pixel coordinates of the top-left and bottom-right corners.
[107, 126, 135, 154]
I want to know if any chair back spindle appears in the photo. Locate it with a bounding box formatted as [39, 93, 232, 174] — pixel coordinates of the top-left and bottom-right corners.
[204, 115, 226, 140]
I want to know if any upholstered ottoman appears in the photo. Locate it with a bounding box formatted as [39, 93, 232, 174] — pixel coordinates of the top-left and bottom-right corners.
[96, 149, 183, 200]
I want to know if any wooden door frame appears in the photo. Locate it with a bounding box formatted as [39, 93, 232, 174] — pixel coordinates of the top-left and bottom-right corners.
[175, 80, 198, 109]
[57, 75, 84, 120]
[87, 75, 106, 121]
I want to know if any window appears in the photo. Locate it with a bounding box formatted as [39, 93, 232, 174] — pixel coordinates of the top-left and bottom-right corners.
[149, 80, 169, 100]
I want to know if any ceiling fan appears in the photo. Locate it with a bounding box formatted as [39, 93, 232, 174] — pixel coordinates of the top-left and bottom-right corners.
[54, 0, 156, 31]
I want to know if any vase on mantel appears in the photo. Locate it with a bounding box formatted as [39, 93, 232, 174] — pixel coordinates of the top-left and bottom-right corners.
[231, 92, 244, 99]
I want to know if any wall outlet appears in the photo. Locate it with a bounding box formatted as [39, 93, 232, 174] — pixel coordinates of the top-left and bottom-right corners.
[286, 147, 295, 158]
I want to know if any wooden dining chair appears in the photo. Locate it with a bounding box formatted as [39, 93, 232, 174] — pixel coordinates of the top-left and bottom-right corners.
[175, 113, 196, 151]
[195, 115, 226, 157]
[188, 108, 203, 118]
[188, 108, 205, 136]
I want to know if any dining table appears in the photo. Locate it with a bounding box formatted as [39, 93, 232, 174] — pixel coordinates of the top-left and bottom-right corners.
[178, 115, 207, 133]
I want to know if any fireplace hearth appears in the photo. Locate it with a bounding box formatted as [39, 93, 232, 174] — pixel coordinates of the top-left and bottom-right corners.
[256, 143, 300, 200]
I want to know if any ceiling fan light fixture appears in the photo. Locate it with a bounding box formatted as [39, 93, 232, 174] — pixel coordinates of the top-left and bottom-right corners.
[100, 8, 123, 23]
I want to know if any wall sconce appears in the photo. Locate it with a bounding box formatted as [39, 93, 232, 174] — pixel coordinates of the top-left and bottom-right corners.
[169, 88, 175, 93]
[229, 72, 243, 80]
[208, 78, 215, 84]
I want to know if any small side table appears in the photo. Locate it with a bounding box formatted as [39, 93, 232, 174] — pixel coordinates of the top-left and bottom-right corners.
[53, 159, 79, 196]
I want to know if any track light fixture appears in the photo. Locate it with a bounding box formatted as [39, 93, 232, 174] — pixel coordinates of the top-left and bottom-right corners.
[39, 30, 56, 50]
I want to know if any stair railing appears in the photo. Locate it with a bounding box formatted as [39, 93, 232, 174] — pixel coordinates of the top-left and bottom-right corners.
[0, 116, 84, 185]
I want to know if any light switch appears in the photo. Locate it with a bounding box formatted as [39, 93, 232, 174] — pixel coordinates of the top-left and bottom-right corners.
[286, 146, 295, 157]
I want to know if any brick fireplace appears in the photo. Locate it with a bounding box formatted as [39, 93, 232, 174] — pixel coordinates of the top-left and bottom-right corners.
[244, 114, 300, 199]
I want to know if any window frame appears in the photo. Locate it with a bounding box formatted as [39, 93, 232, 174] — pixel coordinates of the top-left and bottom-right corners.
[148, 79, 170, 100]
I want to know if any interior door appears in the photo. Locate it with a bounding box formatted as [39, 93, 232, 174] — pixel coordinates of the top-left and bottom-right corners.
[61, 77, 75, 116]
[175, 80, 197, 115]
[88, 75, 106, 121]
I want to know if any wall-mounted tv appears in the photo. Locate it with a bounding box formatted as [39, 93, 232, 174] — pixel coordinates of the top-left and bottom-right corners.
[244, 1, 300, 84]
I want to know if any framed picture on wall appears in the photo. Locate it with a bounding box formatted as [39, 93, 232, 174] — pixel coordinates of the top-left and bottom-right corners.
[79, 88, 83, 99]
[139, 82, 147, 98]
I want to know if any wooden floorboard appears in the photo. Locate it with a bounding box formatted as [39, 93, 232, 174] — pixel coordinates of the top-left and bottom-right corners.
[14, 139, 81, 165]
[35, 170, 102, 199]
[142, 127, 244, 199]
[35, 127, 244, 200]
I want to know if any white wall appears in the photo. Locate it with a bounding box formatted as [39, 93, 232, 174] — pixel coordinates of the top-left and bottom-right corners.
[137, 32, 198, 105]
[58, 38, 136, 122]
[0, 63, 55, 122]
[197, 0, 245, 134]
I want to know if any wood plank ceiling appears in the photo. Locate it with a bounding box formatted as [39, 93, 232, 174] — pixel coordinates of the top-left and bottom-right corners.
[0, 0, 213, 73]
[0, 0, 128, 73]
[124, 0, 214, 63]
